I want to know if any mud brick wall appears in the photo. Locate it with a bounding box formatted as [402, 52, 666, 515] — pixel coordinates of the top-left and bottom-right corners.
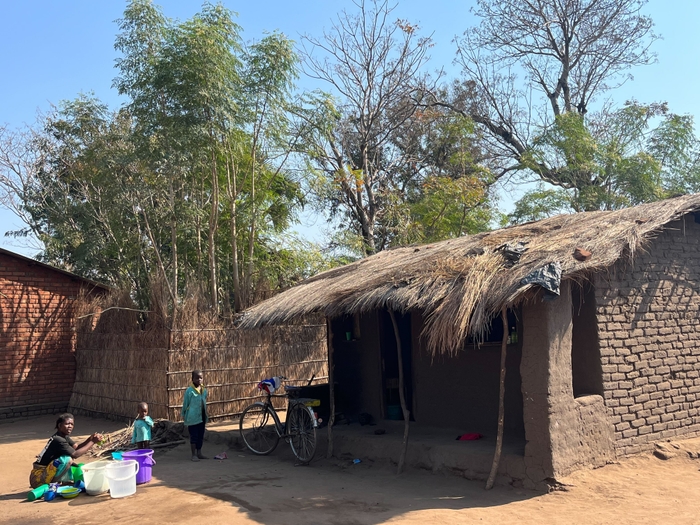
[0, 252, 99, 418]
[521, 283, 614, 486]
[595, 216, 700, 456]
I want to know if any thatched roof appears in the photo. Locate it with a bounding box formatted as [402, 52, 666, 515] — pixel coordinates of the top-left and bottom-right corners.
[240, 194, 700, 354]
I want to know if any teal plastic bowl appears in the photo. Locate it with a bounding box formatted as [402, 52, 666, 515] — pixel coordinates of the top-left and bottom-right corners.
[57, 486, 81, 499]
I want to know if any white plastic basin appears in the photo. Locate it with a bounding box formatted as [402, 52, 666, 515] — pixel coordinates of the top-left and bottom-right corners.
[82, 460, 112, 496]
[104, 459, 140, 498]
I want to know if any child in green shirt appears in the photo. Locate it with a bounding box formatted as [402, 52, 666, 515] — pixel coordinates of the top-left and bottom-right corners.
[181, 370, 208, 461]
[131, 402, 154, 449]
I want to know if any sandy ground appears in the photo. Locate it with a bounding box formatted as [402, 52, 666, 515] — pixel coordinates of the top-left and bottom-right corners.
[1, 415, 700, 525]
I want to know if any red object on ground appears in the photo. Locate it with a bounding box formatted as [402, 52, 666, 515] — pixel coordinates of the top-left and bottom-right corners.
[457, 433, 483, 441]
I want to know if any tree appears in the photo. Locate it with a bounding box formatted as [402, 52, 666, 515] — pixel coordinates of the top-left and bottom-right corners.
[442, 0, 659, 209]
[114, 0, 244, 309]
[0, 97, 154, 298]
[234, 32, 302, 309]
[508, 101, 700, 222]
[0, 1, 327, 312]
[301, 0, 446, 255]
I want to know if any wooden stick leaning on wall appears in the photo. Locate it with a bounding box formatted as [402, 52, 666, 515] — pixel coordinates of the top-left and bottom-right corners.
[486, 307, 508, 490]
[326, 317, 336, 459]
[389, 309, 410, 475]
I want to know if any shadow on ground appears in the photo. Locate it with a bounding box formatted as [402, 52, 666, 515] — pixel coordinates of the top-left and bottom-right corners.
[6, 415, 540, 525]
[130, 423, 539, 524]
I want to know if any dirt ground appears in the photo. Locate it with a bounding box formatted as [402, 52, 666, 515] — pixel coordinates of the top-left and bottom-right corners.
[2, 415, 700, 525]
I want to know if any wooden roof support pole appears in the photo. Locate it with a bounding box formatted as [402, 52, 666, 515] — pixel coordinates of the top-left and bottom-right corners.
[486, 307, 508, 490]
[389, 309, 410, 475]
[326, 317, 336, 459]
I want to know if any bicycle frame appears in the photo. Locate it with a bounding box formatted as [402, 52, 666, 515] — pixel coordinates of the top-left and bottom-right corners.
[250, 394, 318, 438]
[240, 376, 320, 463]
[250, 391, 318, 439]
[246, 394, 283, 436]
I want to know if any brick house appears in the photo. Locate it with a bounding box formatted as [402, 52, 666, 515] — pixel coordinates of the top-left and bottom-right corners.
[240, 194, 700, 488]
[0, 248, 107, 419]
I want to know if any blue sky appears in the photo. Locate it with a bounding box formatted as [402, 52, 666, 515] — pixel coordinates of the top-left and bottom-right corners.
[1, 0, 699, 256]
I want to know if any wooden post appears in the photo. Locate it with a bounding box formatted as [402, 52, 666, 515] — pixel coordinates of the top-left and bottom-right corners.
[486, 307, 508, 490]
[326, 317, 336, 459]
[389, 310, 410, 475]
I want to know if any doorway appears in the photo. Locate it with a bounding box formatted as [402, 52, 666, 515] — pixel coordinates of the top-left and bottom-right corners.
[380, 310, 413, 420]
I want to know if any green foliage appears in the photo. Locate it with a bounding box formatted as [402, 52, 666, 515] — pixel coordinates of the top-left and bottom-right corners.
[507, 185, 572, 224]
[0, 1, 322, 313]
[513, 102, 700, 218]
[300, 1, 498, 255]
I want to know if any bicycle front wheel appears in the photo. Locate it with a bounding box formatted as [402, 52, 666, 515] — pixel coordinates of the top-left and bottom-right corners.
[240, 403, 280, 455]
[287, 403, 317, 464]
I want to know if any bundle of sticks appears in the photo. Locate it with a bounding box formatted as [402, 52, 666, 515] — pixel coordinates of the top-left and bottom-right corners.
[88, 420, 186, 457]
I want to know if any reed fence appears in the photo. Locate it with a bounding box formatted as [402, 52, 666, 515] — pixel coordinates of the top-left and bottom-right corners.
[68, 291, 327, 422]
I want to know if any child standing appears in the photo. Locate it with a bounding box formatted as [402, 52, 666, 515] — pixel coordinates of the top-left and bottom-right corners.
[131, 402, 154, 449]
[182, 370, 208, 462]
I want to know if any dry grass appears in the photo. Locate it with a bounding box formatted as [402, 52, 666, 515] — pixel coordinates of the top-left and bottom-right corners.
[87, 420, 186, 457]
[69, 286, 328, 423]
[239, 194, 700, 355]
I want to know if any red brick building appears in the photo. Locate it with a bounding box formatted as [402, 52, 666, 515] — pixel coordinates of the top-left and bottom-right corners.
[0, 248, 107, 419]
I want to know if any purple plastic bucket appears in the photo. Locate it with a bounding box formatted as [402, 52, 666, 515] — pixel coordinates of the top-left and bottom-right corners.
[121, 449, 155, 484]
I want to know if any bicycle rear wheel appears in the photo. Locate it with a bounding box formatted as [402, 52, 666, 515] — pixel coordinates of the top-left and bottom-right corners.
[287, 403, 317, 464]
[240, 403, 280, 455]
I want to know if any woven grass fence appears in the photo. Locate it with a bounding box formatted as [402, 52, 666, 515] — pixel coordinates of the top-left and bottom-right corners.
[168, 323, 328, 421]
[68, 290, 327, 423]
[69, 291, 170, 421]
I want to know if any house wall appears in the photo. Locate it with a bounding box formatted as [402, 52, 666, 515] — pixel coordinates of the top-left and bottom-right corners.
[411, 311, 525, 437]
[521, 283, 615, 484]
[0, 254, 93, 419]
[595, 216, 700, 456]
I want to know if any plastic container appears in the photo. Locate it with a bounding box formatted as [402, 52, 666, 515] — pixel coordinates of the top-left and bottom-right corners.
[105, 460, 139, 498]
[387, 404, 402, 420]
[82, 460, 112, 496]
[71, 463, 84, 483]
[27, 484, 49, 501]
[57, 486, 81, 499]
[121, 449, 156, 484]
[44, 484, 58, 501]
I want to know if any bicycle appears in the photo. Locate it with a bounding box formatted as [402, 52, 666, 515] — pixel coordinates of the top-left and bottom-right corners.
[239, 375, 320, 464]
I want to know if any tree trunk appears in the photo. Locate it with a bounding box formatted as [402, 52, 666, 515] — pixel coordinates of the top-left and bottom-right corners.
[245, 143, 257, 308]
[225, 151, 242, 312]
[389, 309, 410, 475]
[486, 307, 508, 490]
[169, 179, 178, 305]
[208, 143, 219, 313]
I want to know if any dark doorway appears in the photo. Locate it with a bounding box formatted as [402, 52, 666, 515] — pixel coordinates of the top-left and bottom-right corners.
[330, 315, 363, 417]
[379, 310, 413, 420]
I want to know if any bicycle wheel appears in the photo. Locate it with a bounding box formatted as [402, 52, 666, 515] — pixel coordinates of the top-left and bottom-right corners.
[287, 403, 317, 464]
[239, 403, 280, 455]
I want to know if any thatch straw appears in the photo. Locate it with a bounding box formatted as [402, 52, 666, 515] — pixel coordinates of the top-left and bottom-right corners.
[239, 194, 700, 355]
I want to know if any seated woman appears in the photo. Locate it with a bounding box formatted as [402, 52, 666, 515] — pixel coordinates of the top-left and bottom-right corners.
[30, 413, 103, 488]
